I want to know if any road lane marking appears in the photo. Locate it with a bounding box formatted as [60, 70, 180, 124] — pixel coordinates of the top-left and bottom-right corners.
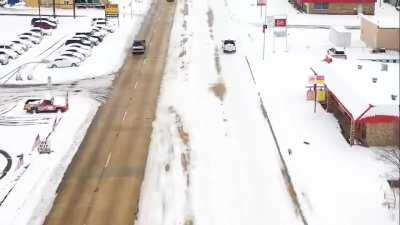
[105, 152, 112, 167]
[123, 111, 127, 121]
[134, 81, 138, 89]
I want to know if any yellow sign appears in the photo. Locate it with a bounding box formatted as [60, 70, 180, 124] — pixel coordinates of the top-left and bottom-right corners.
[106, 4, 119, 16]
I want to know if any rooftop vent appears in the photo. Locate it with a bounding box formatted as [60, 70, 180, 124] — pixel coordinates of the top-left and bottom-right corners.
[372, 77, 378, 83]
[391, 94, 397, 101]
[357, 64, 362, 70]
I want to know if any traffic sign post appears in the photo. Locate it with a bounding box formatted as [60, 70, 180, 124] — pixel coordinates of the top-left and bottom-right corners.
[105, 3, 120, 26]
[257, 0, 266, 17]
[272, 15, 288, 52]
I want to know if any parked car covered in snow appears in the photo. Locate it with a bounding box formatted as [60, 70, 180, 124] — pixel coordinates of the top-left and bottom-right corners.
[0, 44, 23, 55]
[73, 34, 99, 46]
[30, 28, 52, 36]
[12, 39, 32, 49]
[48, 56, 81, 68]
[19, 32, 43, 41]
[0, 49, 18, 59]
[62, 47, 91, 57]
[9, 42, 27, 52]
[65, 43, 92, 52]
[222, 39, 236, 53]
[0, 53, 9, 65]
[31, 17, 58, 25]
[65, 38, 93, 47]
[24, 98, 68, 113]
[93, 24, 115, 33]
[59, 52, 86, 61]
[18, 35, 41, 45]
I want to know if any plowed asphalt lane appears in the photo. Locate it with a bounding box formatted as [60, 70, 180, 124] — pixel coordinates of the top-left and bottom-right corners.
[43, 1, 176, 224]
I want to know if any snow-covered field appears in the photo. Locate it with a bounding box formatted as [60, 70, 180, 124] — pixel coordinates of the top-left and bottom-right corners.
[0, 0, 151, 224]
[137, 0, 399, 225]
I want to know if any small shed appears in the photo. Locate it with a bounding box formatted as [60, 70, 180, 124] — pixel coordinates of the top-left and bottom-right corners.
[316, 60, 399, 147]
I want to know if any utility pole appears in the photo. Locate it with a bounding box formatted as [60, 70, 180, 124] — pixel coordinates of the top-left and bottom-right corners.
[73, 0, 76, 19]
[262, 3, 267, 60]
[52, 0, 56, 18]
[38, 0, 41, 18]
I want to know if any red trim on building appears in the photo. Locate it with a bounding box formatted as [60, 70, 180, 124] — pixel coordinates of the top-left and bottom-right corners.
[358, 115, 400, 124]
[300, 0, 375, 3]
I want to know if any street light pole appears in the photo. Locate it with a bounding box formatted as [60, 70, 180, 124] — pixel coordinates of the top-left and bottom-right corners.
[52, 0, 56, 18]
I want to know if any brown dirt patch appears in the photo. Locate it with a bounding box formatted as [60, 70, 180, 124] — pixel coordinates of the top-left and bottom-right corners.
[210, 81, 226, 101]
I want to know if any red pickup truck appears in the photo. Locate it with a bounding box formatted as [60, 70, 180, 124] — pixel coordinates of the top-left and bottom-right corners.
[24, 98, 68, 113]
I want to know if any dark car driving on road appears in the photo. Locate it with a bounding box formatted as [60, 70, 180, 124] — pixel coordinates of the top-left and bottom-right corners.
[132, 40, 146, 54]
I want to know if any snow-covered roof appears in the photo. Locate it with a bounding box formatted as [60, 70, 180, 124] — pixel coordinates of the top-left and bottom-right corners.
[361, 13, 400, 29]
[315, 60, 399, 119]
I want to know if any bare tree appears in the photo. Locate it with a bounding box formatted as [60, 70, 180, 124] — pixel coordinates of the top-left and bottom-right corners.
[378, 149, 400, 169]
[376, 149, 400, 182]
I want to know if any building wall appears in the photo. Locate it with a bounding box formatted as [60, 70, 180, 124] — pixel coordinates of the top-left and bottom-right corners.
[365, 122, 400, 146]
[25, 0, 74, 8]
[360, 17, 379, 48]
[306, 3, 375, 14]
[377, 28, 400, 50]
[326, 89, 353, 142]
[360, 16, 400, 50]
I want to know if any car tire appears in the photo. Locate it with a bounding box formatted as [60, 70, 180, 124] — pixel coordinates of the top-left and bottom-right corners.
[72, 63, 78, 67]
[51, 64, 57, 68]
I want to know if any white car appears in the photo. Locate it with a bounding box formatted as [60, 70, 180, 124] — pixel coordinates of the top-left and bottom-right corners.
[9, 42, 27, 52]
[66, 43, 92, 51]
[62, 46, 91, 57]
[94, 24, 115, 33]
[30, 28, 52, 36]
[0, 53, 9, 65]
[90, 18, 106, 26]
[19, 32, 43, 41]
[18, 35, 41, 44]
[48, 57, 81, 68]
[0, 45, 23, 55]
[12, 39, 33, 49]
[59, 52, 85, 61]
[0, 49, 18, 59]
[222, 39, 236, 53]
[73, 35, 99, 46]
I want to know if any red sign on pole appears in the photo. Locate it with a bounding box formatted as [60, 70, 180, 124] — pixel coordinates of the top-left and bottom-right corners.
[257, 0, 266, 6]
[274, 18, 287, 27]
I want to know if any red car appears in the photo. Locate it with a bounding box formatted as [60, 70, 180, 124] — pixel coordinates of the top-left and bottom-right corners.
[24, 98, 68, 113]
[33, 20, 57, 29]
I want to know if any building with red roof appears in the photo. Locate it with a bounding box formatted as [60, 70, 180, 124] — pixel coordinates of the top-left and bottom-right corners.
[295, 0, 376, 15]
